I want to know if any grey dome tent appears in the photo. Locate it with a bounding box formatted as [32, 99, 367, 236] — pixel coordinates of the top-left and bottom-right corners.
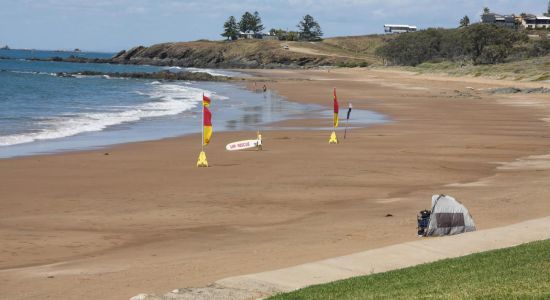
[426, 194, 476, 237]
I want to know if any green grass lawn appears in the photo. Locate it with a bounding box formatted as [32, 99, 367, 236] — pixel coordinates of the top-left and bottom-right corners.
[269, 239, 550, 300]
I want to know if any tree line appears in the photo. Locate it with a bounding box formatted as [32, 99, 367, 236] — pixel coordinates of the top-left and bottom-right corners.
[222, 12, 323, 41]
[376, 24, 550, 66]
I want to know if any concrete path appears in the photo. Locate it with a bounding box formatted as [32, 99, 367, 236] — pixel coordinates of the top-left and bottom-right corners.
[132, 216, 550, 300]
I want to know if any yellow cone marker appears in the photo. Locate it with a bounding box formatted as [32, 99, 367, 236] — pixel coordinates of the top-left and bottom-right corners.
[197, 151, 208, 167]
[329, 131, 338, 144]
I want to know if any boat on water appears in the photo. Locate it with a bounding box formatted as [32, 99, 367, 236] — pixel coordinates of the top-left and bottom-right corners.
[1, 45, 10, 50]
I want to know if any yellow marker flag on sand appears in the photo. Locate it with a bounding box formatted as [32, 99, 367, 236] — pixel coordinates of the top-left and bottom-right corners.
[329, 88, 339, 144]
[203, 95, 212, 146]
[197, 94, 212, 167]
[333, 88, 339, 128]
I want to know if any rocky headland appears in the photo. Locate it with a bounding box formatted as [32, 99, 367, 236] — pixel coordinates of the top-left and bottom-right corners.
[108, 40, 354, 68]
[25, 39, 370, 69]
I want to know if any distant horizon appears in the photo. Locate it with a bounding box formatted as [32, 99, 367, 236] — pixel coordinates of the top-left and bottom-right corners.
[0, 47, 115, 53]
[1, 0, 548, 52]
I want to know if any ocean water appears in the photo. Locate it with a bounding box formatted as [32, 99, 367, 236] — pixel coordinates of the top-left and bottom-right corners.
[0, 49, 386, 158]
[0, 49, 114, 60]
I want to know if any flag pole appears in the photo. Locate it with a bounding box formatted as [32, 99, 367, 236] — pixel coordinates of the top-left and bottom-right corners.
[201, 93, 204, 152]
[344, 119, 349, 139]
[344, 102, 350, 139]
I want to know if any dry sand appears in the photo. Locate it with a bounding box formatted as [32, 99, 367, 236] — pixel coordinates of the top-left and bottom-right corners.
[1, 68, 550, 300]
[146, 216, 550, 300]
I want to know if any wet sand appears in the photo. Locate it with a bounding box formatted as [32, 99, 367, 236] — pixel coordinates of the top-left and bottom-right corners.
[1, 68, 550, 299]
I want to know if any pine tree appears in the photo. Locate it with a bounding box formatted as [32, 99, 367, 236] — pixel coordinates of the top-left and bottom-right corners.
[297, 15, 323, 41]
[252, 11, 264, 34]
[460, 15, 470, 27]
[239, 12, 255, 34]
[221, 16, 239, 40]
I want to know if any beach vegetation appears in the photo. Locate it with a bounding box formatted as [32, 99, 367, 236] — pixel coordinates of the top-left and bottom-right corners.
[531, 38, 550, 56]
[375, 24, 530, 66]
[269, 28, 300, 41]
[406, 55, 550, 80]
[269, 239, 550, 300]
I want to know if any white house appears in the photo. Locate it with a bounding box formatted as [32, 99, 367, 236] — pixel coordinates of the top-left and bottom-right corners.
[521, 15, 550, 29]
[237, 31, 279, 40]
[384, 24, 417, 34]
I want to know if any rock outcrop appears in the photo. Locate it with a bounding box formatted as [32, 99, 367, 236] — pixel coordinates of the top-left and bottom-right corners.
[25, 39, 370, 69]
[109, 40, 363, 68]
[57, 70, 230, 81]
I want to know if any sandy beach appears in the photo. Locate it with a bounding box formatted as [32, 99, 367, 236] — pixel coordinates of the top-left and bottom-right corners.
[2, 68, 550, 300]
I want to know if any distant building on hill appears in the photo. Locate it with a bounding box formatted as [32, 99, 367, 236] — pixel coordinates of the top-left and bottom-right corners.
[520, 14, 550, 29]
[481, 12, 517, 28]
[383, 24, 417, 34]
[237, 31, 278, 40]
[261, 33, 278, 40]
[237, 31, 255, 39]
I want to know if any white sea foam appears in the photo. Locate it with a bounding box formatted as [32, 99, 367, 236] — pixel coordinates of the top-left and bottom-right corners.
[5, 70, 57, 76]
[0, 83, 213, 147]
[163, 67, 245, 78]
[184, 67, 233, 77]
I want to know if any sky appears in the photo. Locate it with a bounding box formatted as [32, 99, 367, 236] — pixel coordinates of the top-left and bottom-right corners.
[0, 0, 548, 52]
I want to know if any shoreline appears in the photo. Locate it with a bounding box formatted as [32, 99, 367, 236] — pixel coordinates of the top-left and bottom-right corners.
[0, 74, 386, 160]
[2, 68, 550, 300]
[0, 80, 342, 159]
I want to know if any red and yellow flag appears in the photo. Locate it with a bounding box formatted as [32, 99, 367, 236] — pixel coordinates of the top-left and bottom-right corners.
[333, 88, 339, 128]
[203, 95, 212, 145]
[203, 94, 211, 107]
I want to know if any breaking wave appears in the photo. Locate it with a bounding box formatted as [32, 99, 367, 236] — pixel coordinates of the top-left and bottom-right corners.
[0, 83, 210, 146]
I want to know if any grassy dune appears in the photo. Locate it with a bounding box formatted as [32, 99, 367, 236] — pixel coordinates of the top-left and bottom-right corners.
[401, 56, 550, 82]
[289, 35, 391, 62]
[269, 239, 550, 300]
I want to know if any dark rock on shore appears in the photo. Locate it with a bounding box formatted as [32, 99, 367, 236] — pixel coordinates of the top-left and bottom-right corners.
[57, 70, 230, 81]
[489, 87, 550, 94]
[28, 56, 112, 64]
